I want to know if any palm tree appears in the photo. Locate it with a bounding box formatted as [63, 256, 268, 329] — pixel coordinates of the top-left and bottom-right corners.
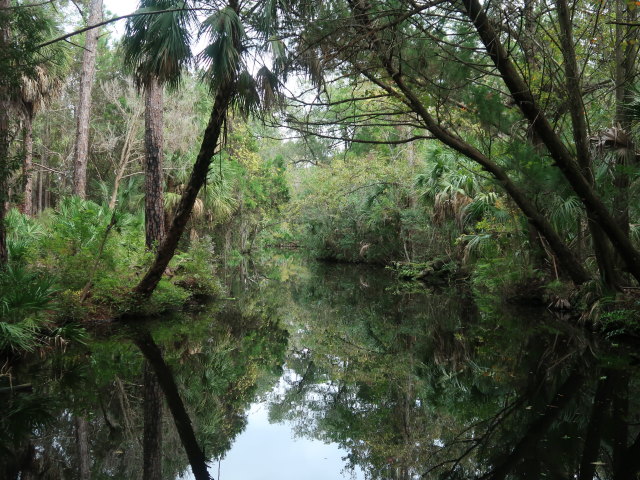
[122, 0, 194, 250]
[134, 0, 283, 297]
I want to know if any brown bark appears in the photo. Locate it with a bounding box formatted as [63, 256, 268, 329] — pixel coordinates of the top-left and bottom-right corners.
[144, 77, 165, 249]
[556, 0, 621, 290]
[72, 0, 103, 199]
[0, 0, 10, 266]
[75, 415, 91, 480]
[143, 360, 163, 480]
[460, 0, 640, 285]
[21, 104, 34, 216]
[134, 330, 211, 480]
[134, 79, 235, 297]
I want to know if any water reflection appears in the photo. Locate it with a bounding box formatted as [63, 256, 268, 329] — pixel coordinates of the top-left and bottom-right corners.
[265, 260, 640, 480]
[1, 256, 639, 480]
[1, 299, 287, 479]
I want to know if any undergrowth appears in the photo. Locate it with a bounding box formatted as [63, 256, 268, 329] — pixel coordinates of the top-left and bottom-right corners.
[2, 198, 224, 355]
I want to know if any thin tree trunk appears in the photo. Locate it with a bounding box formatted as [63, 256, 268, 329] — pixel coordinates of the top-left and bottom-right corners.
[144, 77, 165, 249]
[460, 0, 640, 285]
[72, 0, 103, 199]
[22, 106, 34, 216]
[134, 79, 235, 298]
[612, 0, 639, 282]
[348, 2, 590, 285]
[143, 359, 163, 480]
[359, 70, 590, 285]
[109, 103, 139, 210]
[75, 415, 91, 480]
[0, 0, 11, 266]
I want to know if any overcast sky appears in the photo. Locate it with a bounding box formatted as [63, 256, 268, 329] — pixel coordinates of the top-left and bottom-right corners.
[103, 0, 136, 38]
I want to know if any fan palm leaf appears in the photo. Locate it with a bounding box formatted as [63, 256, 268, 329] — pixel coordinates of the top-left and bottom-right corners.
[122, 0, 194, 89]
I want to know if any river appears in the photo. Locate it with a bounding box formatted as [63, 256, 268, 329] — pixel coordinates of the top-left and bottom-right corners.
[1, 254, 639, 479]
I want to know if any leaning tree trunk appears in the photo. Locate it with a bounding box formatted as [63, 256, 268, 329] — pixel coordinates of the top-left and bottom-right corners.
[134, 330, 211, 480]
[72, 0, 102, 199]
[134, 79, 236, 298]
[460, 0, 640, 285]
[0, 0, 11, 266]
[346, 0, 590, 285]
[22, 105, 34, 216]
[143, 77, 165, 250]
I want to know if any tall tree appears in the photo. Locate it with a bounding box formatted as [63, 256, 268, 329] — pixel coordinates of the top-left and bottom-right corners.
[123, 0, 193, 250]
[72, 0, 103, 199]
[133, 0, 283, 297]
[0, 0, 10, 266]
[123, 5, 195, 475]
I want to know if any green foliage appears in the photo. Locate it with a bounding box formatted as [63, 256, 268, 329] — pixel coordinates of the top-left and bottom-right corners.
[122, 0, 194, 89]
[0, 263, 57, 354]
[471, 255, 544, 302]
[172, 237, 224, 298]
[5, 197, 224, 323]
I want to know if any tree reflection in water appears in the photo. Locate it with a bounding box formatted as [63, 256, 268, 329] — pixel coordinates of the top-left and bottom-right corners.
[0, 300, 287, 479]
[264, 261, 640, 480]
[1, 257, 639, 479]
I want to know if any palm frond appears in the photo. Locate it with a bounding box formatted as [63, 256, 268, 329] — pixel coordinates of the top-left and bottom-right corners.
[122, 0, 194, 89]
[199, 6, 246, 91]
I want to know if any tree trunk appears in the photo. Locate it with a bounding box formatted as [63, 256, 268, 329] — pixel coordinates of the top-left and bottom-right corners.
[0, 0, 11, 266]
[75, 415, 91, 480]
[22, 106, 34, 216]
[144, 77, 165, 249]
[134, 79, 235, 298]
[362, 71, 591, 285]
[612, 0, 639, 280]
[556, 0, 622, 290]
[72, 0, 103, 199]
[143, 360, 163, 480]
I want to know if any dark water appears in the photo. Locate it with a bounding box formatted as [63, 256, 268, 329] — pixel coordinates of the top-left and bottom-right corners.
[2, 255, 639, 479]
